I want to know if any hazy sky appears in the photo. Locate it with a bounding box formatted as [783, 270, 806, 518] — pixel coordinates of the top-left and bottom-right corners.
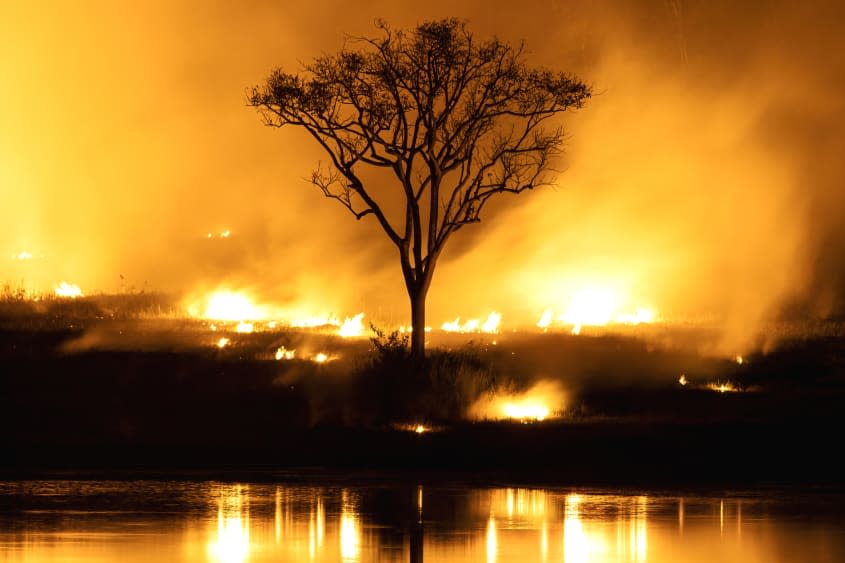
[2, 0, 843, 346]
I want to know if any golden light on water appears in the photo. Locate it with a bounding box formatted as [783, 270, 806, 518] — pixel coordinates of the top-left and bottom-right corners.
[54, 281, 82, 298]
[208, 486, 250, 563]
[339, 491, 361, 563]
[486, 516, 497, 563]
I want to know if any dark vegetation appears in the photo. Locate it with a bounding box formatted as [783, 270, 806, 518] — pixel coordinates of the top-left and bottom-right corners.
[2, 294, 845, 486]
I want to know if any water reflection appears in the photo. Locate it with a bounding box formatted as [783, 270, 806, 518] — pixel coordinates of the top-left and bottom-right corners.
[1, 480, 844, 562]
[208, 485, 250, 563]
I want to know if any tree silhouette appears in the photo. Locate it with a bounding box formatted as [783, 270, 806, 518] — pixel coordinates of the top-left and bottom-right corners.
[249, 18, 590, 360]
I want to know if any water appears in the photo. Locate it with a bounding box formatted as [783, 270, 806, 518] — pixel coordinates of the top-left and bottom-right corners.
[1, 478, 844, 562]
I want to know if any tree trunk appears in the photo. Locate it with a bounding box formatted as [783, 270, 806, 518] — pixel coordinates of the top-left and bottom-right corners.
[410, 288, 427, 362]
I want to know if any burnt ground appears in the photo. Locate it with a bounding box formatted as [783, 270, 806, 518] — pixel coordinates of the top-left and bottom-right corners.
[1, 311, 844, 487]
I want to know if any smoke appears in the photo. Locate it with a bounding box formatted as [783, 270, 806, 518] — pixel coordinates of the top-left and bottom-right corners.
[2, 1, 843, 349]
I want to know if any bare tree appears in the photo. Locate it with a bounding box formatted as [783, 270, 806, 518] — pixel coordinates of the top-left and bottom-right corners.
[249, 18, 590, 360]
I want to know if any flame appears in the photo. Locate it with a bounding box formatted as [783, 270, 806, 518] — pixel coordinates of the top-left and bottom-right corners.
[502, 402, 550, 421]
[216, 337, 230, 348]
[707, 381, 739, 393]
[13, 251, 33, 260]
[290, 315, 340, 328]
[54, 281, 82, 298]
[441, 312, 501, 333]
[481, 311, 501, 333]
[338, 313, 365, 337]
[205, 291, 265, 321]
[537, 309, 553, 329]
[470, 381, 564, 421]
[678, 374, 688, 386]
[235, 321, 254, 333]
[735, 355, 744, 365]
[414, 424, 426, 434]
[537, 287, 656, 331]
[275, 346, 295, 360]
[313, 352, 330, 363]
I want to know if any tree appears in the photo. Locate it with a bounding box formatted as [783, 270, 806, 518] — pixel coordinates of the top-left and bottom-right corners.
[249, 18, 590, 360]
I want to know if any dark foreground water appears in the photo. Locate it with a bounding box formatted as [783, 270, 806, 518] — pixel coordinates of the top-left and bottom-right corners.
[1, 478, 844, 562]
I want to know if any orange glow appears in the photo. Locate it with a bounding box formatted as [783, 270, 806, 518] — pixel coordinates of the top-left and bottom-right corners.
[312, 352, 330, 363]
[54, 281, 82, 298]
[216, 337, 230, 349]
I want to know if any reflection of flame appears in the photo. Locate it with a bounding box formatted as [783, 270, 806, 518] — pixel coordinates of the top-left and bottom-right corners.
[54, 281, 82, 298]
[208, 486, 250, 563]
[486, 516, 497, 563]
[339, 490, 360, 563]
[205, 291, 265, 321]
[338, 313, 365, 337]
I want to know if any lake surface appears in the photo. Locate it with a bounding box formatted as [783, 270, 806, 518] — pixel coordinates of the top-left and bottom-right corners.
[1, 477, 843, 562]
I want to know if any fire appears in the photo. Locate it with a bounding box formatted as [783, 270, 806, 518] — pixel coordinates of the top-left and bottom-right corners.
[537, 287, 656, 331]
[735, 355, 744, 365]
[275, 346, 295, 360]
[678, 374, 688, 386]
[290, 315, 340, 328]
[216, 337, 230, 348]
[205, 291, 265, 321]
[441, 312, 501, 333]
[54, 281, 82, 298]
[470, 381, 564, 422]
[12, 251, 33, 260]
[338, 313, 365, 337]
[414, 424, 426, 434]
[313, 352, 330, 363]
[235, 321, 254, 333]
[503, 402, 550, 421]
[707, 381, 739, 393]
[537, 309, 553, 329]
